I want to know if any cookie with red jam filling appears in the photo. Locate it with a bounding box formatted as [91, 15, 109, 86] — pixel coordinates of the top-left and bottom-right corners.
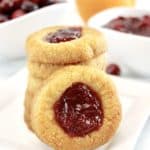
[25, 54, 106, 130]
[26, 26, 107, 64]
[31, 66, 121, 150]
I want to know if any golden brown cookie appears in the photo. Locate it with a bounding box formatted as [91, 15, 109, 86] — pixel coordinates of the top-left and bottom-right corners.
[24, 76, 45, 130]
[28, 54, 106, 79]
[25, 53, 106, 128]
[31, 66, 121, 150]
[24, 90, 34, 130]
[27, 75, 44, 94]
[26, 26, 107, 64]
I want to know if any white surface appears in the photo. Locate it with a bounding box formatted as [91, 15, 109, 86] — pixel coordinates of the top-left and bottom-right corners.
[0, 69, 149, 150]
[0, 0, 149, 149]
[0, 3, 70, 59]
[88, 7, 150, 77]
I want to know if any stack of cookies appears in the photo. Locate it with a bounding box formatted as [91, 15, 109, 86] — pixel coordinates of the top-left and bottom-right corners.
[25, 26, 107, 129]
[24, 26, 121, 150]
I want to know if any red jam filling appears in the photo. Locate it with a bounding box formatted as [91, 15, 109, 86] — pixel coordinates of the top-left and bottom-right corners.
[54, 82, 103, 137]
[104, 15, 150, 37]
[45, 27, 82, 43]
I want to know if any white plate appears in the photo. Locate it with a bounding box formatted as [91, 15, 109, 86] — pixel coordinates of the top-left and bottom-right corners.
[0, 69, 149, 150]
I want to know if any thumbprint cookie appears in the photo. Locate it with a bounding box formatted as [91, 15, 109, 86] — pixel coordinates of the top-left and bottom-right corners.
[26, 26, 107, 64]
[31, 66, 121, 150]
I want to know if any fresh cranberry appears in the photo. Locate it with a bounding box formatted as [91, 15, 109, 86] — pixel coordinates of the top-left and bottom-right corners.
[106, 64, 121, 76]
[13, 0, 23, 9]
[138, 24, 150, 36]
[0, 0, 14, 13]
[39, 0, 58, 7]
[113, 24, 124, 31]
[0, 13, 8, 22]
[105, 17, 125, 32]
[143, 15, 150, 26]
[46, 27, 82, 43]
[0, 0, 23, 13]
[21, 0, 39, 12]
[11, 9, 25, 19]
[31, 0, 41, 4]
[54, 82, 103, 137]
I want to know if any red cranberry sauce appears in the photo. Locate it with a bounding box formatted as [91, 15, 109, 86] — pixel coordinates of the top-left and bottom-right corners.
[45, 27, 82, 43]
[54, 82, 103, 137]
[104, 15, 150, 37]
[0, 0, 63, 23]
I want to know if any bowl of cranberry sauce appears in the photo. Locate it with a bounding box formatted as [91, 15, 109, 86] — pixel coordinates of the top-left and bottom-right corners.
[0, 0, 65, 23]
[104, 15, 150, 37]
[0, 1, 68, 59]
[88, 7, 150, 76]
